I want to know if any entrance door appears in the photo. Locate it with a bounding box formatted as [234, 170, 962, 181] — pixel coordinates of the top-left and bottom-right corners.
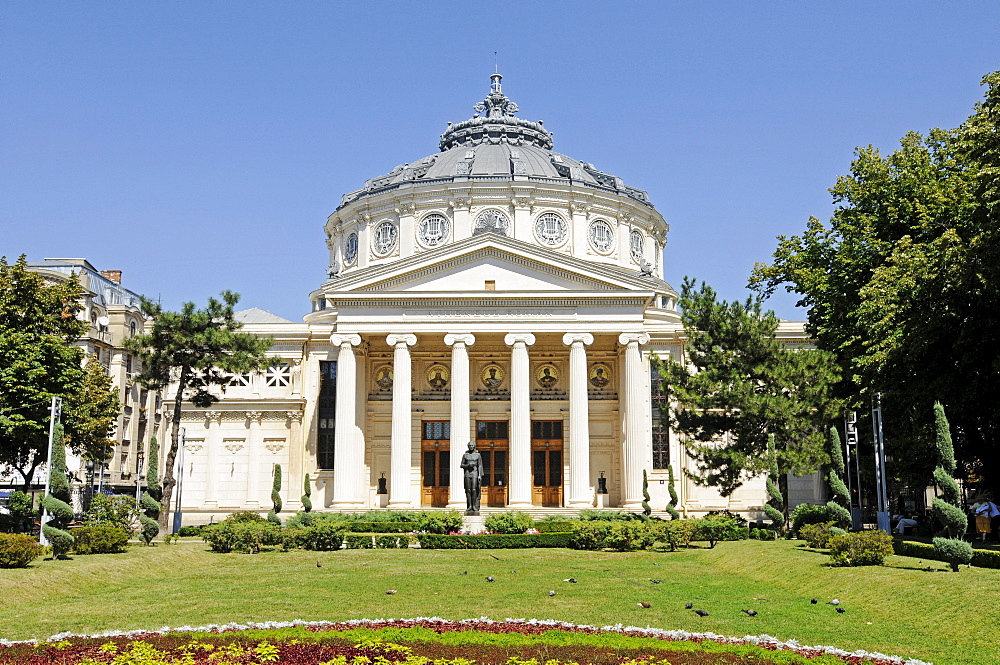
[531, 420, 564, 507]
[421, 421, 450, 507]
[476, 420, 509, 507]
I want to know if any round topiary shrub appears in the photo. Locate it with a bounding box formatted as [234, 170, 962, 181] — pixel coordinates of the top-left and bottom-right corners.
[0, 533, 44, 568]
[933, 537, 973, 572]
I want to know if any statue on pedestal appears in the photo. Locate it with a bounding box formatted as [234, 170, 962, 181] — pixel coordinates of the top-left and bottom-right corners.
[461, 441, 484, 515]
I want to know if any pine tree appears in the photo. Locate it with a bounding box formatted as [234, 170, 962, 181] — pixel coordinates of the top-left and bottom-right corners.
[931, 402, 972, 571]
[665, 465, 680, 520]
[138, 436, 161, 545]
[267, 464, 283, 525]
[641, 470, 652, 516]
[301, 473, 312, 513]
[825, 426, 852, 527]
[41, 424, 74, 558]
[764, 436, 785, 531]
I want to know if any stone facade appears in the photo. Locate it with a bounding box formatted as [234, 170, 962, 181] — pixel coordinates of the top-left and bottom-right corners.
[168, 76, 825, 522]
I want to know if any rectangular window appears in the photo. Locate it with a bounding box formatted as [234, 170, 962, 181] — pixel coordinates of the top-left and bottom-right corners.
[650, 361, 670, 469]
[476, 421, 508, 440]
[531, 420, 562, 439]
[423, 421, 450, 440]
[317, 361, 337, 469]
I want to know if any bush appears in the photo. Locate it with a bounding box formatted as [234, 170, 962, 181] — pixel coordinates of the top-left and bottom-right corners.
[791, 503, 847, 532]
[138, 515, 160, 545]
[695, 516, 741, 547]
[202, 521, 281, 553]
[342, 522, 414, 533]
[177, 525, 205, 537]
[604, 521, 660, 551]
[374, 534, 405, 549]
[414, 510, 464, 534]
[40, 495, 74, 527]
[301, 521, 345, 551]
[0, 533, 44, 568]
[662, 520, 698, 551]
[535, 520, 575, 533]
[829, 530, 894, 566]
[418, 533, 574, 549]
[84, 494, 139, 532]
[933, 537, 974, 572]
[799, 521, 837, 548]
[345, 534, 375, 549]
[577, 509, 644, 521]
[71, 525, 131, 554]
[42, 525, 74, 559]
[266, 510, 282, 526]
[972, 548, 1000, 569]
[227, 511, 266, 523]
[749, 527, 777, 541]
[484, 511, 534, 534]
[570, 520, 611, 550]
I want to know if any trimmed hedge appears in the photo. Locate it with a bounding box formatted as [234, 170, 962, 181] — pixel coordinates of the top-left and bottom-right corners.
[0, 533, 44, 568]
[417, 533, 574, 549]
[202, 521, 282, 553]
[70, 525, 131, 554]
[892, 539, 1000, 569]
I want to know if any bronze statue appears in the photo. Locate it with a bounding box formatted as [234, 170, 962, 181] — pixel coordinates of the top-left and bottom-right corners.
[460, 440, 484, 514]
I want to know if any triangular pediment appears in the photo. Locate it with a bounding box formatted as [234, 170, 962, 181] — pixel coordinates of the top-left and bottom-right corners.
[325, 234, 669, 295]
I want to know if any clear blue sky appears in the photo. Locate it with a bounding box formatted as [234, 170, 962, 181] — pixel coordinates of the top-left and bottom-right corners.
[3, 3, 999, 321]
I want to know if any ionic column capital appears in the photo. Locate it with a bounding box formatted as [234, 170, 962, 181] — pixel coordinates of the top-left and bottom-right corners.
[444, 333, 476, 347]
[562, 332, 594, 347]
[246, 410, 263, 423]
[386, 333, 417, 348]
[618, 332, 650, 346]
[330, 333, 362, 347]
[504, 332, 536, 347]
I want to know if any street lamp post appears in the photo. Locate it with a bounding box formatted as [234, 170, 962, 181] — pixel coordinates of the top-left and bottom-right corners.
[135, 453, 145, 507]
[871, 393, 890, 532]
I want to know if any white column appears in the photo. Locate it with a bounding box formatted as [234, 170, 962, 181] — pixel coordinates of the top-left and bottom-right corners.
[563, 332, 595, 508]
[286, 409, 304, 511]
[245, 411, 262, 508]
[444, 333, 475, 508]
[619, 332, 650, 510]
[204, 410, 221, 508]
[504, 332, 535, 507]
[330, 333, 362, 508]
[386, 333, 417, 507]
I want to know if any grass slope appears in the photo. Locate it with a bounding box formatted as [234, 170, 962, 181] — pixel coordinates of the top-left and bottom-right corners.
[1, 539, 996, 665]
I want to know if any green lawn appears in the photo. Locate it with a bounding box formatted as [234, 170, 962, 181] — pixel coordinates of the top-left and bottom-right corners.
[1, 539, 995, 665]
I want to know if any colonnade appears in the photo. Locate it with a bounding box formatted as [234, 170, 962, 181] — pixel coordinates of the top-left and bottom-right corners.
[327, 331, 650, 509]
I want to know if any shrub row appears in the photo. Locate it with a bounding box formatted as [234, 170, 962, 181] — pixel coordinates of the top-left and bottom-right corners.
[417, 532, 574, 549]
[570, 517, 743, 551]
[893, 538, 1000, 569]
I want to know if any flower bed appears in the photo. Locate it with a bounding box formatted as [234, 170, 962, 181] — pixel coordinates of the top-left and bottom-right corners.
[0, 618, 930, 665]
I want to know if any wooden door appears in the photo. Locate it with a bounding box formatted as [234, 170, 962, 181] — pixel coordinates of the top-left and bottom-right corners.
[476, 420, 509, 507]
[421, 421, 450, 507]
[531, 420, 564, 507]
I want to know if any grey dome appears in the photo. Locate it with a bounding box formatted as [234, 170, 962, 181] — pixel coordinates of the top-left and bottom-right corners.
[337, 74, 652, 210]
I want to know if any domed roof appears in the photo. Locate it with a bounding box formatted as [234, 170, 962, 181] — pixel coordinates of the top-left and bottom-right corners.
[337, 74, 653, 210]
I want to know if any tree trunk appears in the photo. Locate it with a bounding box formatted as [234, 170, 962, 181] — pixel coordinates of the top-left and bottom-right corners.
[158, 368, 186, 532]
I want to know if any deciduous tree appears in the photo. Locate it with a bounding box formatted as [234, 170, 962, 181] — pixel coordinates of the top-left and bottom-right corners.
[0, 256, 119, 488]
[656, 278, 841, 496]
[126, 292, 270, 531]
[750, 72, 1000, 495]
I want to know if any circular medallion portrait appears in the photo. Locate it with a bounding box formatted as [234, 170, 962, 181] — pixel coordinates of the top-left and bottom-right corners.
[589, 363, 612, 389]
[374, 365, 393, 391]
[536, 363, 559, 389]
[427, 364, 450, 390]
[481, 363, 505, 389]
